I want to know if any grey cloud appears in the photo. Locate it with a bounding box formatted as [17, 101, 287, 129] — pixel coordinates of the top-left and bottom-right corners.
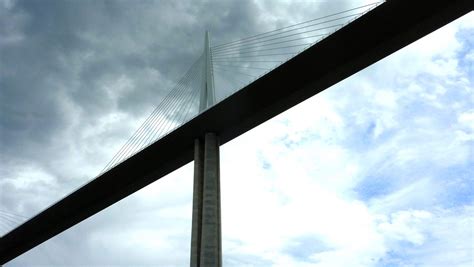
[0, 0, 263, 265]
[0, 0, 270, 205]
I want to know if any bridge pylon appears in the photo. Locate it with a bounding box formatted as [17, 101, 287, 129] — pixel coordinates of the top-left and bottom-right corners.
[190, 31, 222, 267]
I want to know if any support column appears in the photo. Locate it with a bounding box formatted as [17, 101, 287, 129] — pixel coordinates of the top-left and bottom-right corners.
[190, 133, 221, 267]
[200, 133, 221, 266]
[190, 139, 204, 266]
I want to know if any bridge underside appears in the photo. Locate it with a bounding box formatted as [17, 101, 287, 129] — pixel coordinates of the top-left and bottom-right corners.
[1, 0, 472, 264]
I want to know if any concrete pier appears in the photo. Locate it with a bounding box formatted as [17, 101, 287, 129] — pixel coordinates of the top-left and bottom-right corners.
[190, 138, 204, 266]
[190, 133, 221, 267]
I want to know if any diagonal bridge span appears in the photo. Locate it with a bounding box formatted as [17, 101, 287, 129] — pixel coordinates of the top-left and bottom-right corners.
[0, 0, 472, 264]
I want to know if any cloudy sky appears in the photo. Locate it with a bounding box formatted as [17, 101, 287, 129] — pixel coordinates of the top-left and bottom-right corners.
[1, 0, 473, 266]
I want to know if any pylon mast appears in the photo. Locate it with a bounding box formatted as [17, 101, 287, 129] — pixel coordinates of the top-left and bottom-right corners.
[199, 31, 215, 112]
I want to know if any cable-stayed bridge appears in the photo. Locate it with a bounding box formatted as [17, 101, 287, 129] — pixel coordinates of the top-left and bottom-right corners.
[0, 0, 472, 265]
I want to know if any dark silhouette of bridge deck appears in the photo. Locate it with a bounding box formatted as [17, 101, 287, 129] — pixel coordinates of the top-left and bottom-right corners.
[0, 0, 472, 264]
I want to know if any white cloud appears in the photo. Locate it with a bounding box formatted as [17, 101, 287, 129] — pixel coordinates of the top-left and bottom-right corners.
[219, 11, 474, 267]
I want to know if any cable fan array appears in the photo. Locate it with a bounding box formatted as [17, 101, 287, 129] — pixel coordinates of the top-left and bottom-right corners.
[100, 55, 206, 173]
[98, 2, 382, 175]
[211, 2, 382, 101]
[0, 210, 28, 236]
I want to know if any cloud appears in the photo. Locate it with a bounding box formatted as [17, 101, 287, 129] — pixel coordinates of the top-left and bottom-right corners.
[0, 0, 257, 222]
[219, 11, 474, 266]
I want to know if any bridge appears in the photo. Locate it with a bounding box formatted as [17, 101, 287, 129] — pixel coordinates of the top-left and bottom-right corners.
[0, 0, 472, 265]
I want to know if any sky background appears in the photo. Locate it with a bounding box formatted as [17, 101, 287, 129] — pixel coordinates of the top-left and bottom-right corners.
[0, 0, 473, 266]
